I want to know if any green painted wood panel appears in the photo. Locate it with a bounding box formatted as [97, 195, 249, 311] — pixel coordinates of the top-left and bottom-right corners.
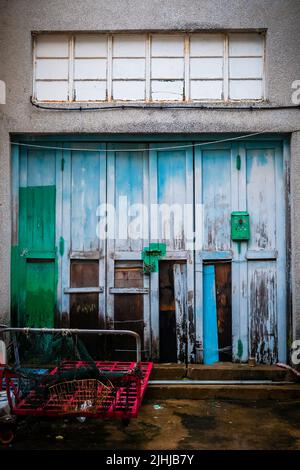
[17, 185, 57, 327]
[19, 186, 56, 256]
[25, 261, 55, 327]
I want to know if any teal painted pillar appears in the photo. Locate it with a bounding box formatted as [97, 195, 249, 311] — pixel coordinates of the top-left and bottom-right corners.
[203, 265, 219, 365]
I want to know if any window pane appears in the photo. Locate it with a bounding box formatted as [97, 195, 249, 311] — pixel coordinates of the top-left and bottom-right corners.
[74, 34, 107, 57]
[190, 34, 224, 57]
[36, 34, 69, 57]
[151, 35, 184, 57]
[74, 81, 106, 100]
[229, 33, 263, 56]
[113, 58, 145, 79]
[229, 57, 262, 79]
[151, 58, 184, 79]
[151, 80, 184, 100]
[36, 59, 69, 80]
[36, 81, 69, 101]
[190, 80, 223, 100]
[190, 58, 223, 79]
[113, 81, 145, 100]
[229, 80, 263, 99]
[74, 58, 107, 79]
[113, 34, 146, 57]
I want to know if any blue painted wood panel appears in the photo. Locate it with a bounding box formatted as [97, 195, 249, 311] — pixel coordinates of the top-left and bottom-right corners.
[202, 149, 231, 251]
[203, 264, 219, 365]
[71, 149, 100, 252]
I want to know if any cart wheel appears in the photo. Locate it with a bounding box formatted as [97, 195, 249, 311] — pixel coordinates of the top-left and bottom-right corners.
[0, 429, 14, 445]
[122, 418, 130, 427]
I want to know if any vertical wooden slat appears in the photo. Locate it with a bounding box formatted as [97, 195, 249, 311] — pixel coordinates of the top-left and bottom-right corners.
[194, 146, 203, 362]
[55, 146, 63, 324]
[203, 264, 219, 365]
[275, 143, 286, 362]
[98, 144, 107, 329]
[106, 146, 115, 328]
[173, 263, 187, 363]
[61, 146, 71, 326]
[237, 143, 248, 362]
[149, 145, 159, 360]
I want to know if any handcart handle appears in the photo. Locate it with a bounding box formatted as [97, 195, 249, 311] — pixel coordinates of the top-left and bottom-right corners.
[0, 328, 142, 363]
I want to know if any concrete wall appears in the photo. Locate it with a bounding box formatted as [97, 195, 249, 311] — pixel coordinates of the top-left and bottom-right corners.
[0, 0, 300, 341]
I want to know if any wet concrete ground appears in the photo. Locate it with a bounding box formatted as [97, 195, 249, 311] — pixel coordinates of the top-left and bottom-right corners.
[2, 399, 300, 450]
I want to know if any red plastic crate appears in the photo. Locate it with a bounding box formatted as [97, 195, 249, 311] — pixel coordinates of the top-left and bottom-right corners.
[3, 361, 153, 420]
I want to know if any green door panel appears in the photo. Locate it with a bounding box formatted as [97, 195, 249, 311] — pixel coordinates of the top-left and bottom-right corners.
[25, 261, 55, 327]
[15, 185, 57, 328]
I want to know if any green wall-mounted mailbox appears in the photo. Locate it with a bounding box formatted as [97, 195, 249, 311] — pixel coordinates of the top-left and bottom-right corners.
[231, 211, 250, 241]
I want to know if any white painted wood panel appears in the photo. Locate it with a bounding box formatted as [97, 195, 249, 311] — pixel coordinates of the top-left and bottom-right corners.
[190, 58, 223, 79]
[229, 33, 264, 56]
[74, 34, 107, 57]
[36, 59, 69, 80]
[151, 35, 184, 57]
[113, 58, 145, 79]
[74, 81, 107, 100]
[36, 81, 69, 101]
[74, 59, 107, 79]
[229, 80, 262, 100]
[113, 80, 145, 100]
[36, 34, 69, 57]
[113, 34, 146, 57]
[151, 58, 184, 79]
[151, 80, 183, 100]
[190, 80, 223, 100]
[229, 58, 263, 79]
[190, 34, 224, 57]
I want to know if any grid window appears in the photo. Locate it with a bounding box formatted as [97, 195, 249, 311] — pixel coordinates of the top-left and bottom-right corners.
[33, 32, 265, 102]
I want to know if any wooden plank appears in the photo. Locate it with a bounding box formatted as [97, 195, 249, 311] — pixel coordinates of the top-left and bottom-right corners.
[215, 263, 232, 362]
[69, 260, 99, 329]
[61, 147, 71, 327]
[98, 144, 107, 329]
[64, 287, 103, 294]
[275, 143, 286, 362]
[159, 261, 177, 362]
[71, 145, 100, 253]
[112, 262, 144, 361]
[246, 250, 277, 260]
[203, 264, 219, 365]
[202, 148, 232, 250]
[109, 287, 149, 294]
[173, 263, 187, 364]
[194, 146, 203, 363]
[55, 146, 63, 326]
[248, 261, 277, 364]
[149, 145, 159, 360]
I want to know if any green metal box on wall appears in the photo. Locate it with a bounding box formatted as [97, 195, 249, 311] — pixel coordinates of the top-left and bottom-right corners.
[231, 211, 250, 241]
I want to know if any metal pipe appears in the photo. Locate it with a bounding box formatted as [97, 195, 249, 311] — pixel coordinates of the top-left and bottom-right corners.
[148, 380, 294, 385]
[0, 327, 142, 364]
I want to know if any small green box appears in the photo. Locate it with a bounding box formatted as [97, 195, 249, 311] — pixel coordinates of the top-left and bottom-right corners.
[231, 211, 250, 241]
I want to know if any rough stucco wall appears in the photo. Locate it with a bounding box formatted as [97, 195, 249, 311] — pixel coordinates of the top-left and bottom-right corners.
[0, 0, 299, 334]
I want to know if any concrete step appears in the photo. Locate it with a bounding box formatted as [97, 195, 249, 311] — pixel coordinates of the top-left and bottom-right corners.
[145, 383, 300, 401]
[150, 363, 294, 382]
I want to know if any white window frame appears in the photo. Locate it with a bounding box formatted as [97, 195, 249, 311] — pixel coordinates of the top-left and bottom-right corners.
[33, 32, 266, 103]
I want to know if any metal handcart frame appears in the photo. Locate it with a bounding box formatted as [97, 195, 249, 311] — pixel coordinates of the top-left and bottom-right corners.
[0, 327, 153, 443]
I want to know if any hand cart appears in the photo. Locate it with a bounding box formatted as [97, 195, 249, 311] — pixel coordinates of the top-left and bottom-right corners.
[0, 327, 153, 443]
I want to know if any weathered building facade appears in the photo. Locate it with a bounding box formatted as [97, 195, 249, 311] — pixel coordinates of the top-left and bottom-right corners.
[0, 0, 300, 364]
